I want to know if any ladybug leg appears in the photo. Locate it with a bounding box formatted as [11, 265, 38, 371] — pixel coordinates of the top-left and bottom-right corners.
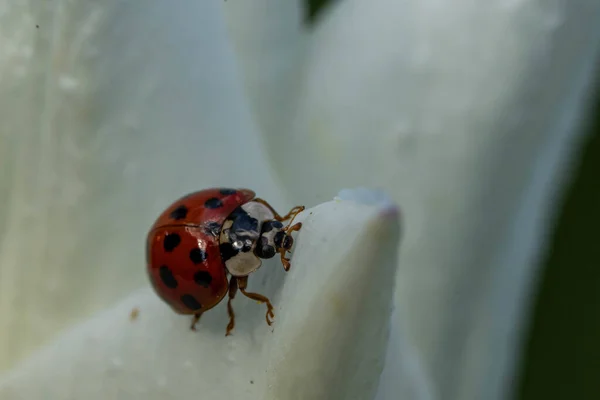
[226, 277, 238, 336]
[252, 198, 305, 222]
[237, 276, 275, 326]
[190, 313, 202, 331]
[280, 222, 303, 271]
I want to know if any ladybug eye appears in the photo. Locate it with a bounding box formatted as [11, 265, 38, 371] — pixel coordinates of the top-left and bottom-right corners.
[283, 235, 293, 250]
[255, 237, 276, 259]
[273, 231, 285, 248]
[232, 238, 254, 252]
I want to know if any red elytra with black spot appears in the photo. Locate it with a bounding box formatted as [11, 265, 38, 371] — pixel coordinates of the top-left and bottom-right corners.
[146, 188, 255, 315]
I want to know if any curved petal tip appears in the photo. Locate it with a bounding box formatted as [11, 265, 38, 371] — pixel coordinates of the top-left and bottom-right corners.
[0, 193, 405, 400]
[335, 187, 398, 213]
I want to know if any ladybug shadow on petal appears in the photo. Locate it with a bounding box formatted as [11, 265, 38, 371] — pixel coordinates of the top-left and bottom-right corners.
[175, 261, 291, 343]
[234, 262, 288, 339]
[187, 259, 290, 341]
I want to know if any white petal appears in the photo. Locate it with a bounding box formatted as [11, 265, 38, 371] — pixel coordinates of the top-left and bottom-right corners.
[267, 0, 600, 398]
[0, 1, 285, 370]
[222, 0, 307, 167]
[0, 194, 427, 400]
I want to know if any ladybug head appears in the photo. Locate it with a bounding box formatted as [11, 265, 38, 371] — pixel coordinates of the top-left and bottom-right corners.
[255, 220, 293, 259]
[220, 202, 302, 277]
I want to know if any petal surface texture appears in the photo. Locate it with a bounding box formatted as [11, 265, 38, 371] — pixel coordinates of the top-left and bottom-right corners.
[0, 0, 284, 371]
[0, 193, 425, 400]
[257, 1, 600, 399]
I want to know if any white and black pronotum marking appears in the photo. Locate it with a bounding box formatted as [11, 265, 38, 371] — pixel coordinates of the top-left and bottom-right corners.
[219, 201, 294, 277]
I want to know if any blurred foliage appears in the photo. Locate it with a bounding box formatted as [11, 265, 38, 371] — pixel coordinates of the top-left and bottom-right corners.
[518, 85, 600, 399]
[306, 1, 600, 397]
[304, 0, 334, 24]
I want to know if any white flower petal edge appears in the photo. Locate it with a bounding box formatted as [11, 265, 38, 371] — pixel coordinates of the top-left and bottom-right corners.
[335, 189, 434, 400]
[264, 0, 600, 398]
[0, 0, 286, 371]
[0, 190, 429, 400]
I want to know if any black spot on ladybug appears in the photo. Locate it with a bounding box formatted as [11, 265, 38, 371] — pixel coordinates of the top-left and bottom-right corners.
[204, 197, 223, 209]
[169, 205, 188, 220]
[181, 294, 202, 310]
[274, 231, 285, 248]
[189, 248, 207, 264]
[159, 265, 178, 288]
[204, 221, 221, 237]
[194, 271, 213, 287]
[261, 220, 283, 233]
[220, 242, 237, 262]
[219, 188, 237, 195]
[163, 233, 181, 252]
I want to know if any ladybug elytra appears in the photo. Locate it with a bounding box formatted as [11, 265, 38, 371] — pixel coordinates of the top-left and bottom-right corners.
[146, 188, 304, 335]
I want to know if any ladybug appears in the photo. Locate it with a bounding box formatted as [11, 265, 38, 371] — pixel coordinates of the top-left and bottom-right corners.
[146, 188, 304, 335]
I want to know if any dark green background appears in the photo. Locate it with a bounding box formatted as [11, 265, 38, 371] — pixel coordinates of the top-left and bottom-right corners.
[305, 1, 600, 398]
[517, 94, 600, 399]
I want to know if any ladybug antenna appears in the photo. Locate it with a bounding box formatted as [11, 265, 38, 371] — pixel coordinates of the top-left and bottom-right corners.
[283, 208, 301, 232]
[252, 204, 304, 270]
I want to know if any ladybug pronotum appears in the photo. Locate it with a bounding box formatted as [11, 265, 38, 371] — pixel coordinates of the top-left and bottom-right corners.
[146, 188, 304, 335]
